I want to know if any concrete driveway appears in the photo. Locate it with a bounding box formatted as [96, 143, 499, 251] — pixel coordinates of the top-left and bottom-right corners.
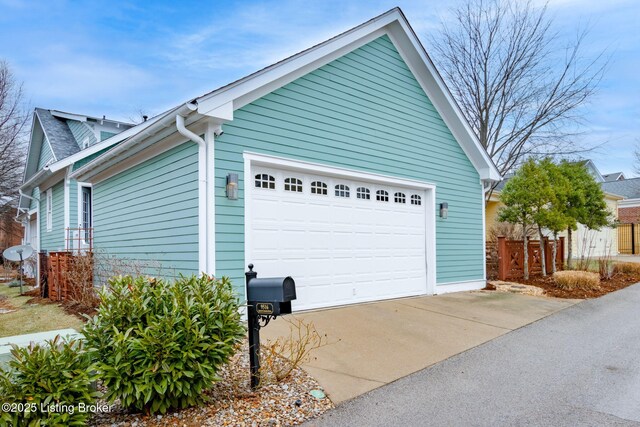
[261, 291, 579, 403]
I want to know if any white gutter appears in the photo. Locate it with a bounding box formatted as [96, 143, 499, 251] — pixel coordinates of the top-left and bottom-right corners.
[70, 103, 197, 181]
[175, 104, 209, 275]
[17, 189, 39, 218]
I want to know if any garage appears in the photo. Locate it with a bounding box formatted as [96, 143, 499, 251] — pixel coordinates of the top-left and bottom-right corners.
[246, 157, 435, 311]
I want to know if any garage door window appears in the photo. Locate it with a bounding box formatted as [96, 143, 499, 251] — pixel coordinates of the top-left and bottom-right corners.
[335, 184, 350, 197]
[356, 187, 370, 200]
[411, 194, 422, 205]
[394, 192, 406, 203]
[284, 177, 303, 192]
[255, 174, 275, 189]
[376, 190, 389, 202]
[311, 181, 328, 195]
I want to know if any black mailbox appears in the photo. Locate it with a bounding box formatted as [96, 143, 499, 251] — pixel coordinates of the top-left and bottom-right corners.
[245, 264, 297, 389]
[247, 276, 296, 316]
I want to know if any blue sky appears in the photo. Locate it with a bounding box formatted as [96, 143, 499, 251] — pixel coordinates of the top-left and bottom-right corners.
[0, 0, 638, 176]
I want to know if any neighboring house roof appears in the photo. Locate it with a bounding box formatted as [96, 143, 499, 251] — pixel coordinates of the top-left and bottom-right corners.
[577, 159, 605, 183]
[492, 164, 625, 201]
[17, 108, 137, 213]
[72, 7, 501, 182]
[603, 172, 625, 182]
[601, 177, 640, 199]
[34, 108, 81, 161]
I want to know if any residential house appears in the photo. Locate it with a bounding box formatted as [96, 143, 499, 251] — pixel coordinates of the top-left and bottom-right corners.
[16, 109, 135, 272]
[486, 160, 622, 260]
[17, 8, 501, 311]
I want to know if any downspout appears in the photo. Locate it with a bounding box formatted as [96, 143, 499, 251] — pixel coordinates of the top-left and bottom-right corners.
[175, 104, 208, 274]
[17, 188, 41, 287]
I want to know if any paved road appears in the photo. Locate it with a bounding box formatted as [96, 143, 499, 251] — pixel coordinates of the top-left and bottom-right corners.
[308, 284, 640, 427]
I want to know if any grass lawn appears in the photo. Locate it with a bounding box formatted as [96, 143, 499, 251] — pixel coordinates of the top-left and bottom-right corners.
[0, 283, 84, 338]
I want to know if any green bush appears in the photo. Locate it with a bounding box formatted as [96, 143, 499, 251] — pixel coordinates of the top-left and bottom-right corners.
[83, 275, 245, 415]
[0, 337, 98, 426]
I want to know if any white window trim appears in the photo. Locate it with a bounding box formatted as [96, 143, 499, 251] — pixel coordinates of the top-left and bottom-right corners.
[77, 182, 93, 245]
[45, 188, 53, 232]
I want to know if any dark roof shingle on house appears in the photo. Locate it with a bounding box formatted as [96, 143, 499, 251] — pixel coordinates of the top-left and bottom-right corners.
[35, 108, 80, 160]
[601, 177, 640, 199]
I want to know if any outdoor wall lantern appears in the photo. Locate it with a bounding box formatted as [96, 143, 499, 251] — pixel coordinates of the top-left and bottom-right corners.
[440, 202, 448, 219]
[226, 173, 239, 200]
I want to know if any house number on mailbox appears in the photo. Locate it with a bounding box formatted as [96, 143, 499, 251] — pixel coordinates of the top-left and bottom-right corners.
[256, 303, 274, 315]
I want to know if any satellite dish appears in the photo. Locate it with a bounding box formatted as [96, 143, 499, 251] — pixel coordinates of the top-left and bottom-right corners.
[3, 245, 34, 262]
[2, 245, 34, 294]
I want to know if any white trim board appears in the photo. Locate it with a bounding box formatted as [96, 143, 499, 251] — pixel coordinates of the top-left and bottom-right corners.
[435, 279, 486, 294]
[69, 8, 500, 185]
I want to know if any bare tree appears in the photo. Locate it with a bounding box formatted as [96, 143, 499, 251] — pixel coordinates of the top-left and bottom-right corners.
[430, 0, 605, 195]
[0, 60, 29, 222]
[634, 140, 640, 177]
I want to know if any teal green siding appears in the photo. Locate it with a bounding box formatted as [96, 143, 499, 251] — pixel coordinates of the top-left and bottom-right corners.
[67, 120, 97, 148]
[40, 181, 65, 252]
[37, 138, 54, 170]
[92, 142, 199, 281]
[69, 179, 78, 229]
[100, 131, 116, 141]
[29, 187, 40, 211]
[215, 35, 484, 290]
[73, 147, 114, 171]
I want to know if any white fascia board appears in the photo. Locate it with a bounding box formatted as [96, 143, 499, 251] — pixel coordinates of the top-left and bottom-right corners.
[387, 20, 500, 181]
[50, 110, 88, 122]
[195, 10, 500, 181]
[73, 115, 206, 184]
[603, 192, 625, 201]
[21, 112, 40, 183]
[196, 12, 398, 116]
[34, 110, 58, 162]
[49, 110, 171, 174]
[619, 199, 640, 208]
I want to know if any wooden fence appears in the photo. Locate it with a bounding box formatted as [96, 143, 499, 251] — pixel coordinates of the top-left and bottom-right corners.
[497, 236, 565, 280]
[617, 223, 640, 255]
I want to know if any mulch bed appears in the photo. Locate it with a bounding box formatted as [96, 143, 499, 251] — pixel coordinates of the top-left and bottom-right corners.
[516, 272, 640, 299]
[21, 287, 98, 319]
[61, 300, 97, 319]
[90, 342, 333, 427]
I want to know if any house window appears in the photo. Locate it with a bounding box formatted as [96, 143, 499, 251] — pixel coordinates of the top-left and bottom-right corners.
[46, 189, 53, 231]
[376, 190, 389, 202]
[255, 174, 275, 189]
[311, 181, 328, 195]
[394, 192, 406, 203]
[335, 184, 350, 197]
[411, 194, 422, 205]
[81, 186, 92, 242]
[356, 187, 370, 200]
[284, 177, 303, 192]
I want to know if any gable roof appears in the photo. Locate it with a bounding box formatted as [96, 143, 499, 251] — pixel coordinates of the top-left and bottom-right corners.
[34, 108, 81, 161]
[603, 172, 625, 182]
[72, 8, 501, 183]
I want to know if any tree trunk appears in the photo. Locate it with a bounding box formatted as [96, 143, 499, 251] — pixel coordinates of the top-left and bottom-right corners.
[538, 225, 546, 277]
[523, 224, 529, 280]
[552, 232, 558, 274]
[567, 227, 573, 268]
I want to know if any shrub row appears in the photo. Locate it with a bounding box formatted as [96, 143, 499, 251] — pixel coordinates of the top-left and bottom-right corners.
[0, 274, 245, 424]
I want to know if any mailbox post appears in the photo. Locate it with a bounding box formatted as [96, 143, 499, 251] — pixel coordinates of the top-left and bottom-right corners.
[245, 264, 296, 389]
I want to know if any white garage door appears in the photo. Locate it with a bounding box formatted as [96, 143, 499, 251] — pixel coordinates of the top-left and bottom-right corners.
[248, 165, 428, 311]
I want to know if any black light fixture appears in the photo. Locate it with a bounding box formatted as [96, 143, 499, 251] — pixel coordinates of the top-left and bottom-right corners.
[226, 173, 238, 200]
[440, 202, 448, 219]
